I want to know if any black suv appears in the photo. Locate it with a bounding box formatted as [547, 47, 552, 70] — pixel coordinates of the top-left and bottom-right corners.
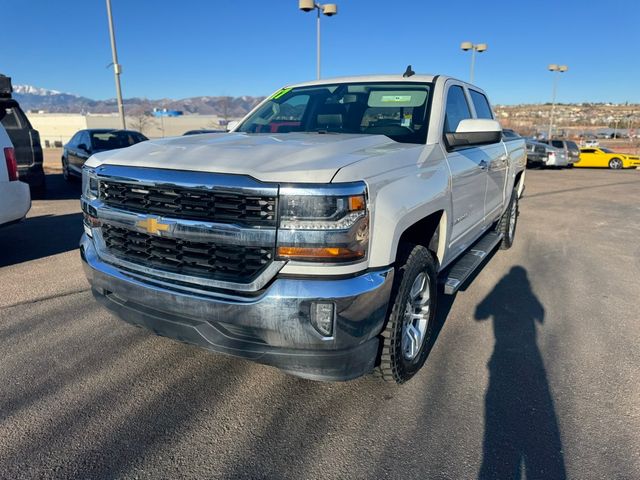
[0, 74, 45, 194]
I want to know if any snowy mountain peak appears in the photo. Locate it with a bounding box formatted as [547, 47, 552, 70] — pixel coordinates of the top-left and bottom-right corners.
[13, 84, 67, 96]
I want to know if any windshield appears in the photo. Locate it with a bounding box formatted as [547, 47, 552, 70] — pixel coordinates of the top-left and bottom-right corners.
[90, 131, 147, 150]
[238, 82, 432, 144]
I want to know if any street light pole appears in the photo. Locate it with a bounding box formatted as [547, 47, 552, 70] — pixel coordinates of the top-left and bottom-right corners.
[316, 7, 321, 80]
[106, 0, 126, 129]
[299, 1, 338, 80]
[460, 42, 487, 83]
[547, 64, 568, 140]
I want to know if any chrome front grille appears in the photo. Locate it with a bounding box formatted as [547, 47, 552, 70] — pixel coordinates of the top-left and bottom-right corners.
[87, 165, 282, 290]
[99, 181, 277, 226]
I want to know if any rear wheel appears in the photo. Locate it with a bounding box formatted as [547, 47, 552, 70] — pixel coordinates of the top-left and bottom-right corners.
[376, 244, 437, 384]
[608, 158, 623, 170]
[496, 189, 518, 250]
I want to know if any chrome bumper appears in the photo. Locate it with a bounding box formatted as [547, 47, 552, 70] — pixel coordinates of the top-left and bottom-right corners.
[81, 234, 394, 381]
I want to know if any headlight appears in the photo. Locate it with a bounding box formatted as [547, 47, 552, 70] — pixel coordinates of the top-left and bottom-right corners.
[82, 167, 100, 200]
[277, 182, 369, 263]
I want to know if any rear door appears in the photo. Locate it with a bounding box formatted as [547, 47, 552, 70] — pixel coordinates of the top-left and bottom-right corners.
[444, 83, 488, 255]
[0, 103, 35, 169]
[468, 89, 508, 223]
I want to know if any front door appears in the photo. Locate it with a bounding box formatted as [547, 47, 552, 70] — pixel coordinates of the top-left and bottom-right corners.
[445, 84, 488, 257]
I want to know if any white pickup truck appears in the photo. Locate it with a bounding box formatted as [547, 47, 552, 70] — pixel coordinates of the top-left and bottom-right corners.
[81, 74, 526, 383]
[0, 124, 31, 228]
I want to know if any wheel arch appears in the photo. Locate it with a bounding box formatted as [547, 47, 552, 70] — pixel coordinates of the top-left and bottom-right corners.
[396, 210, 446, 269]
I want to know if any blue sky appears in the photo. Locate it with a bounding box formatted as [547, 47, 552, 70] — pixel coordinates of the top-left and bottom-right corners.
[2, 0, 639, 104]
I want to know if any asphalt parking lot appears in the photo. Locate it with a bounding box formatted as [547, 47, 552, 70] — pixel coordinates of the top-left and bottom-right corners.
[0, 167, 639, 479]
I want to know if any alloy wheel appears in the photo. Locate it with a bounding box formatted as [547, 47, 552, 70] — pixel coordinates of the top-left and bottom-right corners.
[402, 272, 431, 360]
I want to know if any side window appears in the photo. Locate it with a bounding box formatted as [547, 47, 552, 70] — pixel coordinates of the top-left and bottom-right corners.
[581, 149, 595, 154]
[551, 140, 564, 148]
[444, 86, 471, 133]
[68, 132, 80, 146]
[79, 132, 90, 148]
[0, 107, 22, 129]
[469, 90, 493, 119]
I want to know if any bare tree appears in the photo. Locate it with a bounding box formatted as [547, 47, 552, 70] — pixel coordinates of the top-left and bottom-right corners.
[131, 111, 152, 134]
[219, 96, 232, 124]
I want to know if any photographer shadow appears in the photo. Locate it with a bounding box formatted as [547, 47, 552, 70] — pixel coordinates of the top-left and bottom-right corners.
[475, 266, 566, 480]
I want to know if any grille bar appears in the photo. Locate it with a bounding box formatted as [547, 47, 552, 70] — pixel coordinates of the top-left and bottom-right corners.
[99, 181, 277, 226]
[101, 224, 273, 283]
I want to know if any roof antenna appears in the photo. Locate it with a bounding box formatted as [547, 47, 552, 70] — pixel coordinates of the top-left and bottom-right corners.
[403, 65, 415, 78]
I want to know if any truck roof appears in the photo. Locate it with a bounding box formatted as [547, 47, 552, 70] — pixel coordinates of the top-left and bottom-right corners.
[287, 74, 440, 89]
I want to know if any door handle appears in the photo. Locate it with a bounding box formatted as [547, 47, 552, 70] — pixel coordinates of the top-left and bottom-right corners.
[479, 160, 488, 170]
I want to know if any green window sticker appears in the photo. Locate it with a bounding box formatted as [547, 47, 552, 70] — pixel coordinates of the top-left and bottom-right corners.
[368, 90, 428, 107]
[271, 87, 292, 100]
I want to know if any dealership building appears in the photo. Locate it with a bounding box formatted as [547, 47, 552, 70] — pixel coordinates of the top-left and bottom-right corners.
[27, 112, 230, 147]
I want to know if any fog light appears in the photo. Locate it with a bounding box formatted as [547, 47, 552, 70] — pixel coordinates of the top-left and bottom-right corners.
[310, 302, 335, 337]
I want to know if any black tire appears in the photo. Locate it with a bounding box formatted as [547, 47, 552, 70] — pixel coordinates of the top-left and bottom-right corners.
[496, 189, 518, 250]
[62, 156, 72, 181]
[608, 158, 623, 170]
[376, 244, 438, 384]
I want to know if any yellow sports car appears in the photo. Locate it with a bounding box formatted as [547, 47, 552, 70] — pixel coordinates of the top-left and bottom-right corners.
[577, 147, 640, 169]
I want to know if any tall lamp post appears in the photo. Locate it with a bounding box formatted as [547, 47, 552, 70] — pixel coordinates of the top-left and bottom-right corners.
[105, 0, 126, 129]
[298, 0, 338, 80]
[547, 64, 568, 140]
[460, 42, 487, 83]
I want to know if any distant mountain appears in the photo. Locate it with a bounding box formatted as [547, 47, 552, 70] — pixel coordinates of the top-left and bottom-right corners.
[12, 84, 265, 117]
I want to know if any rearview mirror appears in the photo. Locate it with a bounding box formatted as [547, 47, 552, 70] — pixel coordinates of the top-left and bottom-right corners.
[445, 119, 502, 148]
[226, 120, 240, 132]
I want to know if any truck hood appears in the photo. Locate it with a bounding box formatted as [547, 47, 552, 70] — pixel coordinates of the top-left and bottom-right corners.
[87, 132, 419, 183]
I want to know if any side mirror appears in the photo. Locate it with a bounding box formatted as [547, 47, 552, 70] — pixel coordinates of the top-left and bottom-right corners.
[445, 119, 502, 148]
[77, 143, 89, 152]
[226, 120, 240, 132]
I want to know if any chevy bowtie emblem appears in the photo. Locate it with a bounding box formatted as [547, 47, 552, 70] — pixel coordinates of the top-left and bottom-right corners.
[137, 218, 170, 235]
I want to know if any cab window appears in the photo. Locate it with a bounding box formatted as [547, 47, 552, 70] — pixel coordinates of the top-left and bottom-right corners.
[444, 86, 471, 133]
[469, 90, 493, 119]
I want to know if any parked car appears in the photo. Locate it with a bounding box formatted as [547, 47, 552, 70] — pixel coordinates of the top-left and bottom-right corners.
[525, 138, 550, 168]
[62, 129, 148, 180]
[544, 144, 569, 168]
[81, 73, 526, 384]
[541, 139, 580, 166]
[183, 129, 226, 135]
[0, 74, 45, 195]
[576, 147, 640, 169]
[583, 139, 599, 147]
[0, 124, 30, 227]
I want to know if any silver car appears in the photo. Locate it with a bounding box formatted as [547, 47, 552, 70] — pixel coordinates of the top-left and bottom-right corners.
[542, 139, 580, 165]
[543, 144, 569, 167]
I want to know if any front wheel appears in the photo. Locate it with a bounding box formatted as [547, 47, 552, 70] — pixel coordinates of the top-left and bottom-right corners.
[376, 244, 437, 384]
[62, 157, 71, 181]
[496, 189, 518, 250]
[608, 158, 623, 169]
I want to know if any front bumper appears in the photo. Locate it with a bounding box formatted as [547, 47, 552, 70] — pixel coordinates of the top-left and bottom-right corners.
[81, 234, 394, 381]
